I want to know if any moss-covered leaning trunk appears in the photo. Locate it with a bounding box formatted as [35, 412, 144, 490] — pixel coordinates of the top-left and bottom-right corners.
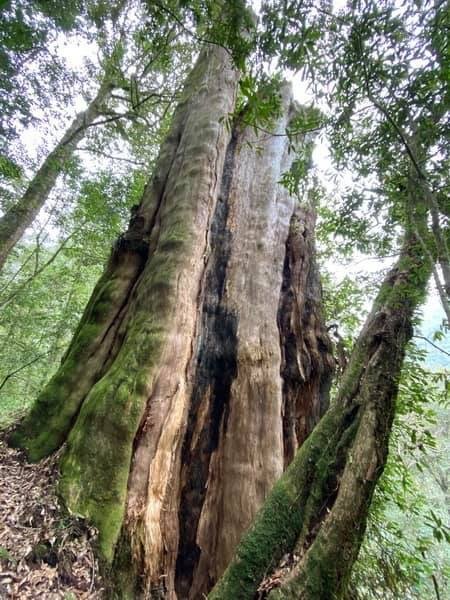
[11, 44, 334, 598]
[209, 226, 431, 599]
[0, 77, 112, 271]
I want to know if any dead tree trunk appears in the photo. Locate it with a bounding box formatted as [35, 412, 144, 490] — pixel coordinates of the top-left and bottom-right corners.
[11, 44, 333, 598]
[0, 77, 112, 270]
[210, 225, 431, 599]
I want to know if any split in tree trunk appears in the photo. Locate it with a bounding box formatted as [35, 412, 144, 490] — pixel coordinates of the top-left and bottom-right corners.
[210, 225, 431, 600]
[0, 77, 112, 271]
[11, 44, 334, 598]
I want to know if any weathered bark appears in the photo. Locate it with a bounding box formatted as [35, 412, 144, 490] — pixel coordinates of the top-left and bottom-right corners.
[11, 44, 334, 598]
[0, 78, 112, 270]
[209, 227, 431, 599]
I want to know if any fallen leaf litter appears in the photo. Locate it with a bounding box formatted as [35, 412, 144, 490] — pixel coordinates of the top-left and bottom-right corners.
[0, 435, 104, 599]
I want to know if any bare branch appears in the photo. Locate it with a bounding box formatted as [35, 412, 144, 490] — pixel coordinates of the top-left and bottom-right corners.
[0, 350, 53, 393]
[0, 231, 78, 310]
[77, 146, 146, 166]
[414, 335, 450, 358]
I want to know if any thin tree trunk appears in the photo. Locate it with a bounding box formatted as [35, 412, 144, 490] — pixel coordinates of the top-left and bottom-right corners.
[0, 78, 112, 270]
[209, 225, 431, 599]
[11, 44, 334, 598]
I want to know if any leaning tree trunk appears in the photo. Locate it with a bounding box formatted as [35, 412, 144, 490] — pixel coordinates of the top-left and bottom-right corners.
[11, 44, 334, 598]
[0, 77, 112, 271]
[209, 222, 431, 599]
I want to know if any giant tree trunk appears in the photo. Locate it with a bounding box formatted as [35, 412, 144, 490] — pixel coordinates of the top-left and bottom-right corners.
[0, 77, 112, 270]
[11, 44, 334, 598]
[210, 223, 431, 599]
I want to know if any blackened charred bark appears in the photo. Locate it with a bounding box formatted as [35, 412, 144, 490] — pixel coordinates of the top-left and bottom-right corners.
[181, 89, 333, 600]
[277, 208, 335, 466]
[175, 130, 239, 597]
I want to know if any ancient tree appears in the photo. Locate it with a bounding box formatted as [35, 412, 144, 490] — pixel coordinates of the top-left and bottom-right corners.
[11, 43, 334, 597]
[5, 0, 449, 597]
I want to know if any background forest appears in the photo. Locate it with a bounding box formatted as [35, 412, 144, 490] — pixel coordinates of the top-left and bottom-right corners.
[0, 0, 448, 598]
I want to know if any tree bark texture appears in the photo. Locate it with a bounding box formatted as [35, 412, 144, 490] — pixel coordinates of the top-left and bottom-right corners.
[210, 227, 431, 600]
[0, 78, 112, 271]
[11, 45, 334, 598]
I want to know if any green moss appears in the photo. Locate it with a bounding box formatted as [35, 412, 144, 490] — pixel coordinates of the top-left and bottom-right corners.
[58, 338, 164, 560]
[209, 406, 345, 599]
[298, 408, 360, 542]
[9, 251, 147, 460]
[267, 483, 369, 600]
[13, 41, 239, 585]
[0, 546, 14, 561]
[108, 531, 141, 599]
[57, 209, 193, 559]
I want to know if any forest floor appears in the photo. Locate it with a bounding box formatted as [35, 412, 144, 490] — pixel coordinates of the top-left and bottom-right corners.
[0, 433, 103, 599]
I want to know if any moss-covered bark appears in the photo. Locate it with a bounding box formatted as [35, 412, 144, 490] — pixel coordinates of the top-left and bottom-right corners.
[9, 241, 147, 459]
[209, 229, 431, 600]
[14, 43, 242, 560]
[11, 42, 334, 598]
[0, 78, 112, 271]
